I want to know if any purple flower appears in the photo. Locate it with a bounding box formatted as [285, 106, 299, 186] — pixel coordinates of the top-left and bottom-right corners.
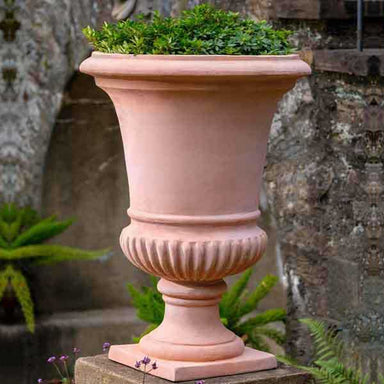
[195, 381, 205, 384]
[152, 361, 158, 370]
[47, 356, 56, 364]
[37, 379, 43, 384]
[141, 356, 151, 365]
[102, 342, 111, 352]
[135, 361, 141, 368]
[73, 347, 80, 354]
[59, 355, 69, 362]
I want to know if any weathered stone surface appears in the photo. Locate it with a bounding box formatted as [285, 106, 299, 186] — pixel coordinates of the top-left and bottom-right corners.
[275, 0, 320, 20]
[274, 0, 384, 19]
[39, 71, 141, 312]
[265, 66, 384, 381]
[0, 0, 114, 208]
[75, 355, 311, 384]
[0, 308, 145, 384]
[314, 49, 384, 76]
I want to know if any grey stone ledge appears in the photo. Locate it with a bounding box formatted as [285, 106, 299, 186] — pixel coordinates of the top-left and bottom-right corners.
[75, 355, 312, 384]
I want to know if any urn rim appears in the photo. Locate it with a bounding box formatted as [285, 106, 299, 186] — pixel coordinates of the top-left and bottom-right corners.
[80, 51, 311, 81]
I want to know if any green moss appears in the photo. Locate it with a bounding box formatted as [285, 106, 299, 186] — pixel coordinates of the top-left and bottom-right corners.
[83, 4, 294, 56]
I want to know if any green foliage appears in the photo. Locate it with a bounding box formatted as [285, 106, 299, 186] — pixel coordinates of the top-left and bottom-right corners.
[83, 4, 294, 56]
[127, 275, 164, 325]
[4, 265, 35, 332]
[278, 318, 372, 384]
[220, 271, 286, 351]
[127, 269, 286, 352]
[0, 203, 109, 333]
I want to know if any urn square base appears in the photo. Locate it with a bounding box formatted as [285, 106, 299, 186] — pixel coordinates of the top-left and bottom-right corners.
[108, 344, 277, 382]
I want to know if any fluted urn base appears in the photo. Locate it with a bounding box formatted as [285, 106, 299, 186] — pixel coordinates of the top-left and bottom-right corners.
[109, 278, 277, 381]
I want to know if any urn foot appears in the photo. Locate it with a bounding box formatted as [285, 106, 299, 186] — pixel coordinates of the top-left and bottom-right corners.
[109, 278, 277, 381]
[108, 344, 277, 382]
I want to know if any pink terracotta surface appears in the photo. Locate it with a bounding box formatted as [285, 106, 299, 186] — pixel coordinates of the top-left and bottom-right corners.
[109, 345, 277, 382]
[80, 53, 311, 381]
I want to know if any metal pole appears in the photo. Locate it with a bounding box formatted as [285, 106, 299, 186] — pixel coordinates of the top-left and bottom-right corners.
[357, 0, 364, 52]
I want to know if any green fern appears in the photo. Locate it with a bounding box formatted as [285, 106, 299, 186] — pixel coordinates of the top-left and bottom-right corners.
[300, 318, 344, 362]
[10, 217, 73, 248]
[0, 245, 108, 263]
[127, 269, 286, 352]
[0, 203, 109, 333]
[6, 265, 35, 332]
[279, 318, 372, 384]
[127, 276, 164, 325]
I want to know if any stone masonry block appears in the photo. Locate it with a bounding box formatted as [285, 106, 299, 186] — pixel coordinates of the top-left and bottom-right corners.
[75, 355, 311, 384]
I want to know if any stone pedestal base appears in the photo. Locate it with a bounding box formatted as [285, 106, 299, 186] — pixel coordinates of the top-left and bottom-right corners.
[109, 344, 277, 381]
[75, 355, 311, 384]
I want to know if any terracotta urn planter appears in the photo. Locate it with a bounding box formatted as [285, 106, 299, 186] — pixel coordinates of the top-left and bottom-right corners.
[80, 53, 310, 381]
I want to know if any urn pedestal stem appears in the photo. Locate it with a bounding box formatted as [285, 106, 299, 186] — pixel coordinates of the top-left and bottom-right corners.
[139, 279, 244, 362]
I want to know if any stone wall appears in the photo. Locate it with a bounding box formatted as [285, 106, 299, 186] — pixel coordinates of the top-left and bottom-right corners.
[0, 0, 114, 208]
[264, 8, 384, 383]
[266, 71, 384, 379]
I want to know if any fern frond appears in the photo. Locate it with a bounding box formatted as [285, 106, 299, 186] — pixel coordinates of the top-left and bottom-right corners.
[0, 221, 18, 243]
[6, 265, 35, 333]
[300, 318, 344, 361]
[238, 308, 286, 331]
[11, 218, 73, 248]
[0, 203, 18, 223]
[0, 209, 24, 243]
[239, 274, 278, 317]
[127, 282, 165, 325]
[254, 326, 286, 345]
[316, 359, 368, 384]
[19, 206, 40, 228]
[301, 366, 345, 384]
[0, 234, 8, 248]
[220, 268, 252, 326]
[276, 355, 300, 366]
[0, 245, 108, 263]
[0, 268, 9, 301]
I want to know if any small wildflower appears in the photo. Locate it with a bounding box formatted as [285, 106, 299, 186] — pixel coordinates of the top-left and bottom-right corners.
[152, 361, 158, 370]
[73, 347, 80, 354]
[59, 355, 69, 362]
[47, 356, 56, 363]
[37, 379, 43, 384]
[196, 381, 205, 384]
[142, 356, 151, 365]
[135, 361, 141, 368]
[103, 342, 111, 352]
